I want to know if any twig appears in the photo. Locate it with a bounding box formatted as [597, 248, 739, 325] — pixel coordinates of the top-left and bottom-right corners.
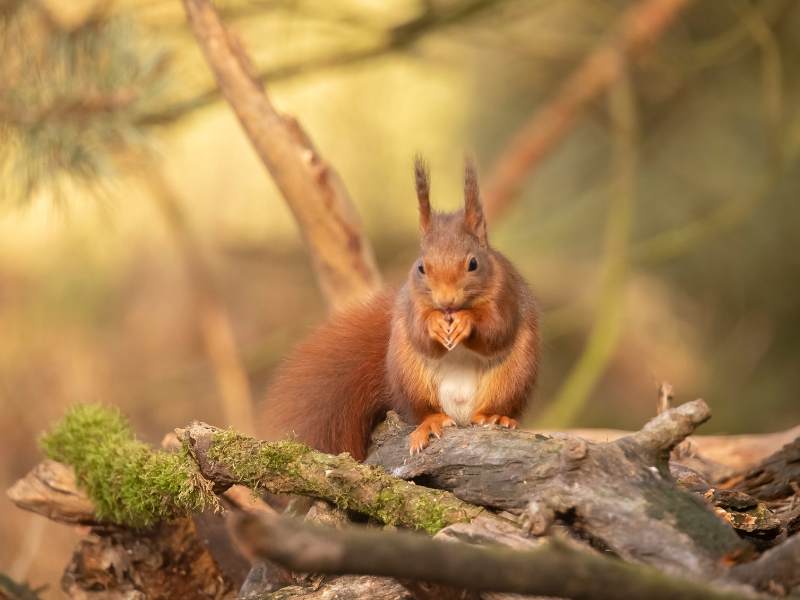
[181, 0, 380, 310]
[629, 397, 710, 454]
[656, 381, 674, 414]
[483, 0, 692, 222]
[232, 512, 757, 600]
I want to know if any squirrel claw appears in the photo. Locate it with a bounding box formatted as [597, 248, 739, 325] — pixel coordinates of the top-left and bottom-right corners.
[409, 413, 455, 454]
[471, 414, 518, 429]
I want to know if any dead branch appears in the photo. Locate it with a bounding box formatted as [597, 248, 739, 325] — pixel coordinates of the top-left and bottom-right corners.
[181, 0, 380, 311]
[6, 460, 95, 526]
[180, 422, 484, 533]
[483, 0, 692, 221]
[366, 401, 747, 574]
[538, 425, 800, 473]
[231, 511, 757, 600]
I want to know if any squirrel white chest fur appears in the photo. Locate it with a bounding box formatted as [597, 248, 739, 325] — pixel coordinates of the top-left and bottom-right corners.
[429, 345, 485, 426]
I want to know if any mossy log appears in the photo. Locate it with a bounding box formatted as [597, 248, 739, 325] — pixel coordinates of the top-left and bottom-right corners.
[179, 422, 484, 534]
[366, 400, 747, 574]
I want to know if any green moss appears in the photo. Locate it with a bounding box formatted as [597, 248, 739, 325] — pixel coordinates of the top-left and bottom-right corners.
[207, 429, 310, 489]
[373, 486, 451, 534]
[410, 493, 450, 534]
[40, 404, 216, 528]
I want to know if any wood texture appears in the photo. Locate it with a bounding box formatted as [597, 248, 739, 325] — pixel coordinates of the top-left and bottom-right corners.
[366, 402, 747, 574]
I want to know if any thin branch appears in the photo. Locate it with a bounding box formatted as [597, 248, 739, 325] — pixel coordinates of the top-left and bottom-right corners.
[140, 0, 505, 127]
[232, 512, 758, 600]
[181, 0, 381, 310]
[483, 0, 692, 222]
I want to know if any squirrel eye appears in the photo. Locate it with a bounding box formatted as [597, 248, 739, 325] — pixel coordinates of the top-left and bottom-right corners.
[418, 262, 425, 275]
[468, 257, 478, 272]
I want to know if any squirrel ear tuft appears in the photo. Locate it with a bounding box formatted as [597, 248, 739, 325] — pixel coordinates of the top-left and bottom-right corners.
[464, 157, 487, 246]
[414, 155, 431, 232]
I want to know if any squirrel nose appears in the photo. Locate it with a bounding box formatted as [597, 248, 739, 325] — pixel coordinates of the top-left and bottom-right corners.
[437, 298, 458, 311]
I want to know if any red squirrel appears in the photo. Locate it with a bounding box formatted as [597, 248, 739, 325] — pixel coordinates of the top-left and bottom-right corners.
[258, 158, 540, 460]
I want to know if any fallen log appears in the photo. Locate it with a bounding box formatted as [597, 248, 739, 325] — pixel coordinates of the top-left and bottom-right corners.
[8, 403, 799, 598]
[367, 400, 747, 574]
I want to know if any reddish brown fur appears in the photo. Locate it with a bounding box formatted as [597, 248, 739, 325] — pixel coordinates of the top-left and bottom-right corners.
[258, 290, 394, 461]
[258, 160, 540, 459]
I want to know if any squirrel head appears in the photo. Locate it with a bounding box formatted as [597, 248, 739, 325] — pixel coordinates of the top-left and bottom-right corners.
[409, 156, 494, 312]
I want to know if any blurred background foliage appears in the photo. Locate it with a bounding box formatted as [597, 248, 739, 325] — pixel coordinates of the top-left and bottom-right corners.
[2, 0, 800, 594]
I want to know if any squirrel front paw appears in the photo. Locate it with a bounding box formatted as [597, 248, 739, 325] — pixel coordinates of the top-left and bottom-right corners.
[409, 413, 456, 454]
[447, 310, 473, 349]
[471, 413, 518, 428]
[426, 311, 453, 350]
[426, 310, 473, 351]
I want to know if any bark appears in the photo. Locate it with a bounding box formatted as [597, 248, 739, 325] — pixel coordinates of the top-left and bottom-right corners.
[6, 460, 96, 526]
[181, 0, 380, 311]
[724, 436, 800, 502]
[231, 511, 758, 600]
[260, 576, 414, 600]
[366, 401, 747, 574]
[60, 516, 244, 600]
[554, 425, 800, 475]
[730, 535, 800, 595]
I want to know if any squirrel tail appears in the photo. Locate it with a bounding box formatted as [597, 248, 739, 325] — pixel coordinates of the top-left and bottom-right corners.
[257, 291, 394, 461]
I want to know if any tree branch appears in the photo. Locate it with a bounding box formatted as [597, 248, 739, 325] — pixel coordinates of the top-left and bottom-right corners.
[483, 0, 693, 222]
[181, 0, 381, 310]
[179, 422, 484, 534]
[139, 0, 506, 127]
[232, 511, 758, 600]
